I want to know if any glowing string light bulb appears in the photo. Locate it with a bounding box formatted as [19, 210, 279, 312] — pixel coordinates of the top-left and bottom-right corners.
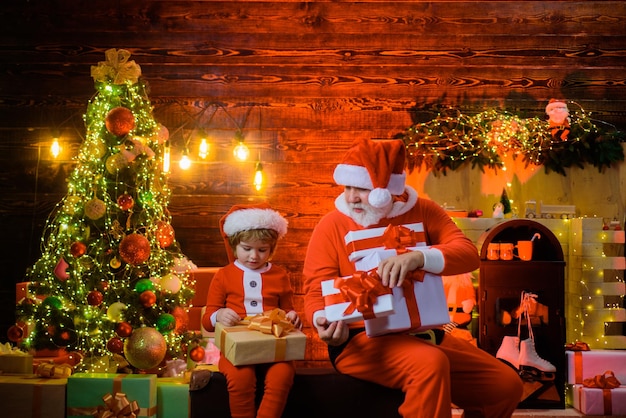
[254, 161, 264, 191]
[233, 132, 249, 161]
[51, 137, 61, 158]
[179, 149, 192, 170]
[163, 143, 171, 173]
[198, 137, 209, 159]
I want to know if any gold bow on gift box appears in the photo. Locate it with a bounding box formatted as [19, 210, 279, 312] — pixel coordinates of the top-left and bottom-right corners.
[247, 308, 295, 338]
[91, 48, 142, 85]
[95, 392, 140, 418]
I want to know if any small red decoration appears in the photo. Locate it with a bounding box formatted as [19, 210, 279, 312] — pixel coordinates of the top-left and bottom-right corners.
[87, 290, 104, 306]
[70, 241, 87, 257]
[117, 193, 135, 211]
[7, 324, 24, 342]
[115, 321, 133, 338]
[189, 345, 206, 363]
[119, 233, 151, 265]
[105, 107, 135, 137]
[54, 257, 70, 281]
[107, 336, 125, 354]
[171, 306, 189, 333]
[139, 290, 157, 308]
[155, 221, 175, 248]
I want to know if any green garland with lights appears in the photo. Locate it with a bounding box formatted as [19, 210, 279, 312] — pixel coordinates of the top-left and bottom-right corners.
[402, 105, 625, 176]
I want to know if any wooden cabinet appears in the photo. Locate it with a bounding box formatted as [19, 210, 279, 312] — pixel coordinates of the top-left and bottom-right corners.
[477, 219, 565, 409]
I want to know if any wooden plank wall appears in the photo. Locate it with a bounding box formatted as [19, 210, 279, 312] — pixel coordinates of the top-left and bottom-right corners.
[1, 1, 625, 363]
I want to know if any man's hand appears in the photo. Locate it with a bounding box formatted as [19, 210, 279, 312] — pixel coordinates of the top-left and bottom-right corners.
[378, 250, 425, 288]
[314, 316, 349, 346]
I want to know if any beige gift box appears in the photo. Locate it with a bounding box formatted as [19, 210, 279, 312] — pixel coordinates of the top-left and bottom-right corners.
[215, 322, 306, 366]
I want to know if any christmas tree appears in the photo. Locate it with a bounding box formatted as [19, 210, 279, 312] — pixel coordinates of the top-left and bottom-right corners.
[12, 49, 196, 372]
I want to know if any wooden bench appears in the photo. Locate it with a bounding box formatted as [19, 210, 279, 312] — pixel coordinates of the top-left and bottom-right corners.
[189, 367, 465, 418]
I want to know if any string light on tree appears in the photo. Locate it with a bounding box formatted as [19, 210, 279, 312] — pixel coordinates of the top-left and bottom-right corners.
[14, 49, 197, 372]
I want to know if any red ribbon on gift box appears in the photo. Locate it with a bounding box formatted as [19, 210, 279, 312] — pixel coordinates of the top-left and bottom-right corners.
[325, 269, 392, 319]
[382, 224, 419, 253]
[347, 224, 425, 255]
[581, 370, 621, 416]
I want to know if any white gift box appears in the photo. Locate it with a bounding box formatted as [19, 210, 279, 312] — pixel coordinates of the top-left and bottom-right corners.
[571, 384, 626, 415]
[322, 275, 395, 323]
[344, 223, 425, 262]
[566, 349, 626, 384]
[364, 273, 450, 337]
[355, 250, 449, 337]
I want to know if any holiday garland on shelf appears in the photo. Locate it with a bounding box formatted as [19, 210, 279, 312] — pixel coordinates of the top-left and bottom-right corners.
[401, 102, 625, 176]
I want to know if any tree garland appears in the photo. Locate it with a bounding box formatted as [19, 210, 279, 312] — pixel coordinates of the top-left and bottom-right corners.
[401, 103, 625, 176]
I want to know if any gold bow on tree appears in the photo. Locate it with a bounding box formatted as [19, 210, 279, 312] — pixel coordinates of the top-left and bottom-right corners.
[91, 48, 142, 85]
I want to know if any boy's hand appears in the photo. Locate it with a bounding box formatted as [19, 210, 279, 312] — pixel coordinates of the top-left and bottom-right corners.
[216, 308, 241, 326]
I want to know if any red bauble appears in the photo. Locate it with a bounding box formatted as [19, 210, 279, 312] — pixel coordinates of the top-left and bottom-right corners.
[139, 290, 157, 308]
[87, 290, 103, 306]
[171, 306, 189, 333]
[189, 345, 206, 363]
[70, 241, 87, 257]
[115, 321, 133, 338]
[117, 193, 135, 211]
[119, 233, 151, 265]
[107, 336, 125, 354]
[155, 221, 175, 248]
[7, 324, 24, 342]
[105, 107, 135, 137]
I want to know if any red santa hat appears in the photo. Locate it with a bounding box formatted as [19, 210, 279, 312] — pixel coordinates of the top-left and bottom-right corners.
[545, 99, 568, 114]
[219, 203, 288, 262]
[333, 138, 406, 208]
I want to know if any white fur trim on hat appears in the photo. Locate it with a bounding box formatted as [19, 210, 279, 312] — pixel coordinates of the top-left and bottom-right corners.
[222, 208, 288, 238]
[545, 99, 568, 114]
[333, 165, 406, 195]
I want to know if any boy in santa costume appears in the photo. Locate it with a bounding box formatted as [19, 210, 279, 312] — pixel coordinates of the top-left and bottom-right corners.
[202, 203, 301, 418]
[303, 138, 523, 418]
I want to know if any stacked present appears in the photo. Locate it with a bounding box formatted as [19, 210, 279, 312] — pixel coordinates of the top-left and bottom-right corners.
[0, 342, 33, 374]
[323, 224, 449, 337]
[0, 374, 68, 418]
[215, 309, 306, 366]
[67, 373, 158, 418]
[566, 348, 626, 415]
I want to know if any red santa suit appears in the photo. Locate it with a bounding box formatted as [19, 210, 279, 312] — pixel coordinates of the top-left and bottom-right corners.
[304, 184, 522, 418]
[203, 261, 295, 330]
[202, 204, 296, 418]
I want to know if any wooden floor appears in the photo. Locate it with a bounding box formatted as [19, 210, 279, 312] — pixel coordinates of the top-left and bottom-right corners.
[451, 408, 626, 417]
[512, 409, 624, 417]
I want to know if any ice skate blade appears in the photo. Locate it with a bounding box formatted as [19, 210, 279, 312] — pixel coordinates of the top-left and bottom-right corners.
[496, 357, 519, 371]
[519, 367, 556, 382]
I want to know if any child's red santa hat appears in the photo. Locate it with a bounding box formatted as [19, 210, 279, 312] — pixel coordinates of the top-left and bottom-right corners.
[219, 203, 288, 262]
[333, 138, 407, 208]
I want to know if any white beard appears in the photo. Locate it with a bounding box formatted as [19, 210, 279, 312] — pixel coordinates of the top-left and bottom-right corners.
[349, 202, 392, 227]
